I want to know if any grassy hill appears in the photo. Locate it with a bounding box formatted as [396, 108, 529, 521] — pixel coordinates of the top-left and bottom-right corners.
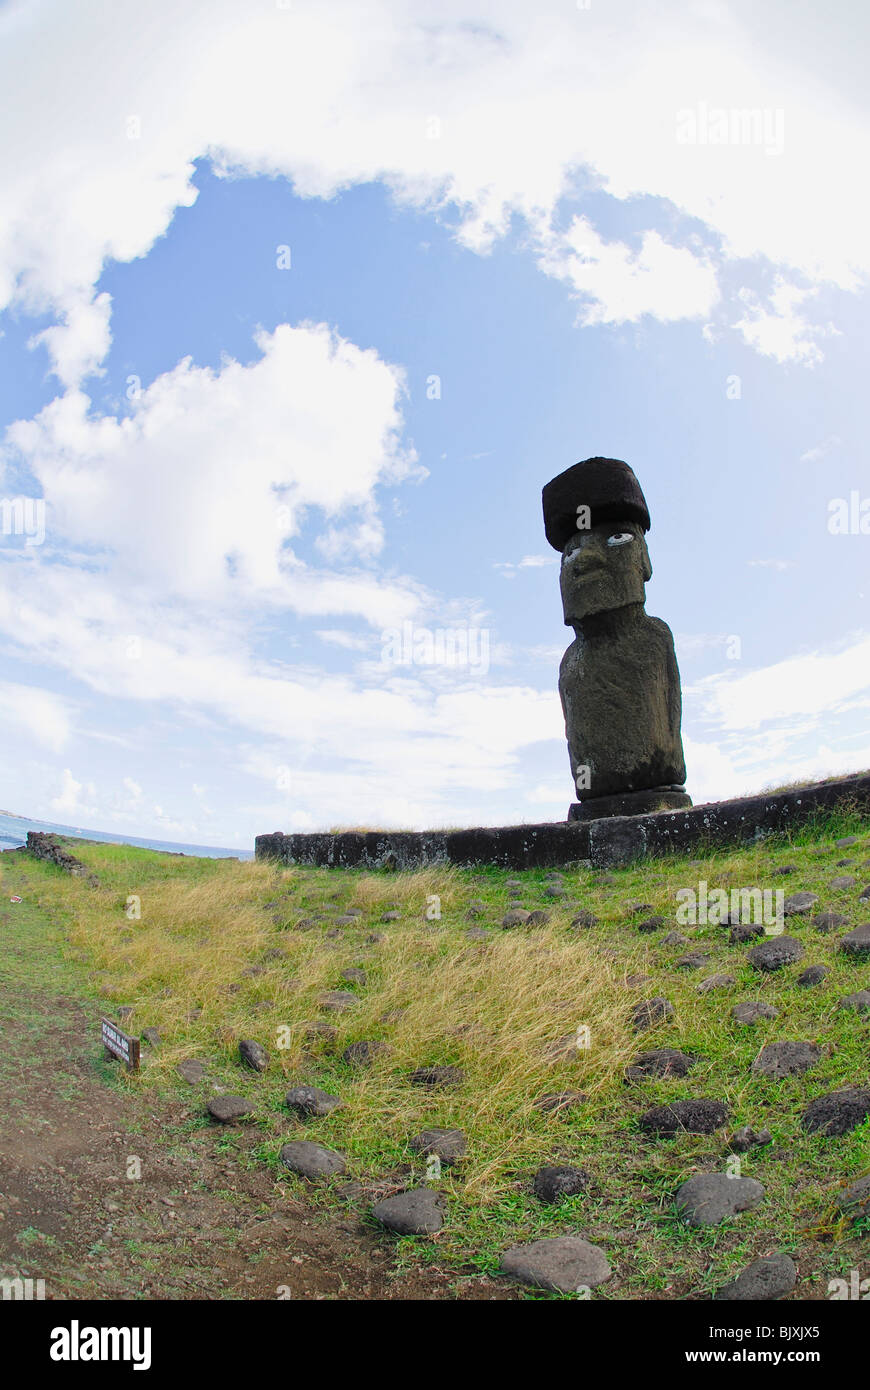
[5, 802, 870, 1299]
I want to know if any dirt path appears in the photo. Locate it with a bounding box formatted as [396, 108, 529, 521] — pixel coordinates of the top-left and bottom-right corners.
[0, 855, 514, 1301]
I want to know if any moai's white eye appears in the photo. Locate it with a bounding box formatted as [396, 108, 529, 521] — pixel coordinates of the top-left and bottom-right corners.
[607, 532, 634, 547]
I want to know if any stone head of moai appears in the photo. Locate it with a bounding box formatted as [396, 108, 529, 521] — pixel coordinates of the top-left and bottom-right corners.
[542, 456, 692, 822]
[560, 518, 652, 626]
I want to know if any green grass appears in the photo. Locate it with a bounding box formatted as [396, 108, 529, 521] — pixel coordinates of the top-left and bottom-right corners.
[5, 804, 870, 1298]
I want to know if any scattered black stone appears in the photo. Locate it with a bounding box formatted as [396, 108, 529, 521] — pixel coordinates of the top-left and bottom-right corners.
[261, 948, 286, 961]
[532, 1164, 590, 1203]
[675, 1173, 765, 1226]
[342, 1040, 389, 1067]
[639, 1099, 728, 1135]
[623, 973, 652, 989]
[835, 1175, 870, 1222]
[344, 908, 363, 917]
[543, 884, 567, 899]
[813, 911, 848, 931]
[285, 1085, 342, 1117]
[830, 875, 857, 890]
[117, 1006, 134, 1019]
[631, 997, 674, 1032]
[718, 911, 743, 927]
[798, 965, 828, 987]
[505, 879, 523, 891]
[500, 1236, 611, 1292]
[783, 892, 819, 916]
[333, 915, 358, 926]
[840, 923, 870, 956]
[341, 967, 367, 985]
[860, 885, 870, 901]
[526, 909, 551, 926]
[465, 926, 490, 941]
[637, 916, 665, 933]
[381, 910, 401, 922]
[730, 923, 765, 944]
[752, 1041, 821, 1078]
[303, 1020, 339, 1044]
[177, 1059, 205, 1084]
[533, 1090, 588, 1114]
[715, 1254, 796, 1301]
[771, 865, 797, 876]
[239, 1039, 269, 1072]
[318, 990, 358, 1011]
[802, 1087, 870, 1136]
[295, 918, 317, 931]
[502, 909, 530, 928]
[626, 902, 654, 916]
[674, 952, 709, 970]
[661, 931, 688, 945]
[409, 1065, 465, 1089]
[625, 1048, 696, 1082]
[207, 1096, 254, 1124]
[409, 1129, 466, 1165]
[366, 932, 385, 944]
[569, 910, 598, 929]
[371, 1188, 445, 1235]
[836, 858, 855, 867]
[280, 1140, 346, 1179]
[697, 973, 735, 993]
[748, 936, 804, 971]
[728, 1126, 772, 1152]
[838, 991, 870, 1013]
[835, 836, 859, 848]
[141, 1027, 161, 1046]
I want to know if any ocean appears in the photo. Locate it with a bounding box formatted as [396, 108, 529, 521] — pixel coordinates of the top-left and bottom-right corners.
[0, 811, 253, 860]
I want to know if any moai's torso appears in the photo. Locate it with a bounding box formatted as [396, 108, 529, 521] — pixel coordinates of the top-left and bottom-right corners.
[559, 603, 686, 800]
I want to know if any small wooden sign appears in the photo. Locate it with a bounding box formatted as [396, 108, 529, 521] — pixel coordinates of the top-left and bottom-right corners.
[101, 1017, 140, 1070]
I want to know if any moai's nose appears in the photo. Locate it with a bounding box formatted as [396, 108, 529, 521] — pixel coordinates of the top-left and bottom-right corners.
[572, 535, 607, 573]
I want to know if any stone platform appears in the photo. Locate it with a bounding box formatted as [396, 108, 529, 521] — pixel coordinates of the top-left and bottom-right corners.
[255, 772, 870, 871]
[567, 787, 692, 821]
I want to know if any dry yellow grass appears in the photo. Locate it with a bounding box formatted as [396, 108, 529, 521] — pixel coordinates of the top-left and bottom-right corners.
[54, 856, 644, 1202]
[24, 814, 870, 1296]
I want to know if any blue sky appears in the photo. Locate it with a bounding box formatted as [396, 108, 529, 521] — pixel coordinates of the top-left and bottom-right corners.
[0, 0, 868, 849]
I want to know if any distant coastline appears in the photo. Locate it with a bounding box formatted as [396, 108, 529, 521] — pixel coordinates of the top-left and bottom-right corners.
[0, 809, 252, 860]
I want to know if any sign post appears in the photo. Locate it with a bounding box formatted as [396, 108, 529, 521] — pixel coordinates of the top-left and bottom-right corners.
[101, 1017, 140, 1071]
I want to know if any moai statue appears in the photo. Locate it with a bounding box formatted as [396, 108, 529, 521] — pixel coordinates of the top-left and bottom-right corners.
[542, 456, 692, 821]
